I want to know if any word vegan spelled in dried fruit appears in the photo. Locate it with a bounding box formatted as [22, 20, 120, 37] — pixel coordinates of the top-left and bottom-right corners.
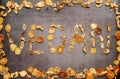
[0, 0, 119, 79]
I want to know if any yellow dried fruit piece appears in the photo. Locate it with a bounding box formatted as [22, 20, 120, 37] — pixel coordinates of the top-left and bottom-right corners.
[57, 46, 64, 54]
[49, 27, 55, 33]
[116, 47, 120, 52]
[45, 0, 53, 6]
[28, 31, 34, 38]
[19, 70, 27, 77]
[5, 24, 12, 32]
[0, 42, 3, 49]
[47, 34, 54, 41]
[41, 72, 47, 78]
[91, 23, 97, 30]
[27, 66, 34, 73]
[32, 68, 41, 78]
[10, 43, 17, 52]
[30, 24, 36, 30]
[90, 48, 96, 54]
[0, 17, 3, 24]
[0, 25, 3, 31]
[107, 24, 111, 32]
[70, 39, 76, 46]
[117, 40, 120, 46]
[113, 60, 119, 66]
[50, 47, 56, 53]
[0, 58, 8, 65]
[14, 47, 21, 55]
[60, 35, 67, 39]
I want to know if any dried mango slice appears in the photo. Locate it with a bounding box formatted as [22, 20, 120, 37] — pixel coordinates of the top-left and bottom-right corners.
[10, 43, 17, 52]
[14, 47, 21, 55]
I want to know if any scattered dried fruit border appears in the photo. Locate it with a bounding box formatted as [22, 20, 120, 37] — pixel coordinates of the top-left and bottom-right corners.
[0, 0, 120, 79]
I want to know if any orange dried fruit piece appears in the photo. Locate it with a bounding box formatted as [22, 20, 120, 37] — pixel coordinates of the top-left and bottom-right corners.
[32, 68, 41, 78]
[28, 31, 34, 38]
[50, 47, 56, 53]
[75, 35, 83, 44]
[90, 47, 96, 54]
[86, 73, 94, 79]
[27, 66, 34, 73]
[70, 39, 76, 46]
[41, 72, 47, 78]
[95, 27, 102, 35]
[57, 45, 64, 54]
[106, 71, 115, 79]
[0, 24, 3, 31]
[115, 31, 120, 40]
[36, 36, 44, 43]
[0, 42, 3, 48]
[30, 24, 36, 30]
[0, 57, 8, 65]
[0, 34, 4, 42]
[14, 47, 21, 55]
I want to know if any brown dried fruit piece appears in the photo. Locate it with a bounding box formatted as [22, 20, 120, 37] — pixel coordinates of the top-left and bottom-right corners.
[0, 34, 4, 42]
[36, 36, 44, 43]
[95, 27, 102, 35]
[106, 71, 115, 79]
[58, 71, 66, 78]
[57, 45, 64, 54]
[115, 31, 120, 40]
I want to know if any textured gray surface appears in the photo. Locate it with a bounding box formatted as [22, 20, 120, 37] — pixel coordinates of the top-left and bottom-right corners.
[1, 0, 120, 79]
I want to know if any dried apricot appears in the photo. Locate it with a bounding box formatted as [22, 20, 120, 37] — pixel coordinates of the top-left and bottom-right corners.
[36, 36, 44, 43]
[106, 71, 115, 79]
[75, 35, 83, 44]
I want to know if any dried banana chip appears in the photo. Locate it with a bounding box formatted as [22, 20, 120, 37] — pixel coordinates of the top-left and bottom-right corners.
[0, 17, 3, 24]
[91, 23, 97, 30]
[106, 40, 110, 48]
[96, 3, 102, 8]
[68, 45, 73, 52]
[99, 35, 104, 42]
[5, 24, 12, 33]
[19, 70, 27, 77]
[90, 47, 96, 54]
[49, 27, 55, 33]
[10, 43, 17, 52]
[47, 34, 54, 41]
[14, 47, 21, 55]
[82, 45, 87, 54]
[50, 47, 56, 53]
[20, 41, 25, 49]
[36, 25, 44, 31]
[95, 0, 103, 4]
[107, 24, 111, 32]
[28, 31, 34, 38]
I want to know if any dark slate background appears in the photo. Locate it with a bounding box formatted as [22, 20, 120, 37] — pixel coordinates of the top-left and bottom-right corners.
[0, 0, 120, 79]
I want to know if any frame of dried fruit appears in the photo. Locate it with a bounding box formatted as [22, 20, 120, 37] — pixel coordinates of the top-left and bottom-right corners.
[0, 0, 120, 79]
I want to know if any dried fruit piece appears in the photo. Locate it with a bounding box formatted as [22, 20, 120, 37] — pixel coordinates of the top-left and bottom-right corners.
[72, 0, 83, 4]
[41, 72, 47, 78]
[91, 23, 97, 30]
[27, 66, 34, 73]
[30, 24, 36, 30]
[36, 36, 44, 43]
[5, 24, 12, 32]
[29, 38, 35, 43]
[117, 40, 120, 46]
[34, 1, 45, 8]
[60, 35, 67, 39]
[86, 73, 94, 79]
[95, 27, 102, 35]
[0, 34, 4, 42]
[58, 71, 66, 78]
[0, 25, 3, 31]
[45, 0, 53, 6]
[106, 71, 115, 79]
[57, 25, 64, 31]
[91, 38, 95, 47]
[116, 46, 120, 52]
[19, 70, 27, 77]
[82, 46, 87, 54]
[57, 45, 64, 54]
[0, 58, 8, 65]
[48, 42, 53, 47]
[90, 47, 96, 54]
[106, 34, 110, 39]
[10, 43, 17, 52]
[68, 46, 73, 52]
[99, 35, 104, 42]
[47, 34, 54, 41]
[106, 40, 110, 48]
[113, 60, 119, 66]
[35, 50, 44, 55]
[36, 25, 44, 31]
[32, 68, 41, 78]
[117, 54, 120, 61]
[115, 31, 120, 40]
[0, 17, 3, 24]
[100, 42, 104, 48]
[49, 27, 55, 33]
[29, 50, 35, 55]
[70, 39, 76, 46]
[62, 40, 67, 46]
[75, 35, 83, 44]
[102, 48, 110, 54]
[81, 2, 90, 8]
[50, 47, 56, 53]
[20, 41, 24, 49]
[14, 47, 21, 55]
[107, 24, 111, 32]
[90, 31, 95, 37]
[28, 31, 34, 38]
